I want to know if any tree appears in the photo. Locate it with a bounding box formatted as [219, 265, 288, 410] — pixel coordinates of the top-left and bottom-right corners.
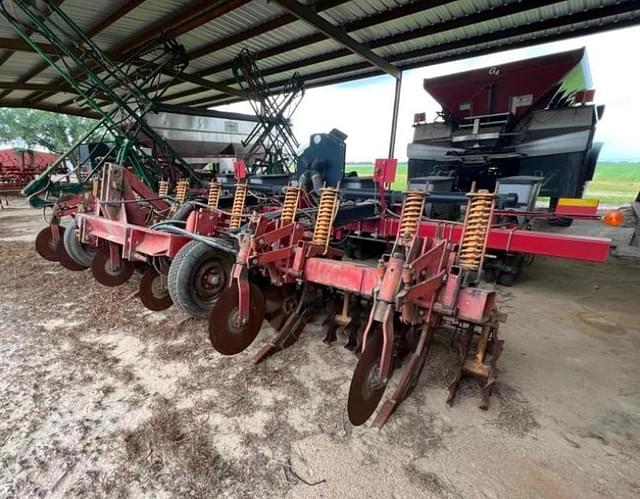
[0, 108, 107, 170]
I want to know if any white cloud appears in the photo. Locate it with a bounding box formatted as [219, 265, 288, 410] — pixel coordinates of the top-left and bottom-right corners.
[218, 25, 640, 162]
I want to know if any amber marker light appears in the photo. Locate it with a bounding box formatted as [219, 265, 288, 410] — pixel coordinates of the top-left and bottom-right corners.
[602, 210, 624, 226]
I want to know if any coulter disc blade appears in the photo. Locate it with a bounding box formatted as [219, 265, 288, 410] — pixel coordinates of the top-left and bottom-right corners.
[209, 281, 265, 355]
[347, 332, 387, 426]
[35, 226, 62, 262]
[91, 245, 135, 287]
[56, 238, 88, 271]
[139, 266, 173, 311]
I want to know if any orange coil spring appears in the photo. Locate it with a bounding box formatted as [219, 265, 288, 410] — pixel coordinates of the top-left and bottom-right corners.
[208, 182, 221, 209]
[176, 179, 189, 205]
[281, 186, 301, 223]
[312, 187, 339, 252]
[458, 191, 494, 271]
[399, 191, 426, 239]
[92, 178, 100, 198]
[229, 183, 247, 229]
[158, 180, 168, 198]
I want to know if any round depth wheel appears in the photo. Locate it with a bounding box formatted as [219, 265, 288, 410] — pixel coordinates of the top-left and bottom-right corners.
[209, 281, 266, 355]
[91, 245, 135, 287]
[63, 217, 97, 267]
[35, 226, 64, 262]
[139, 266, 173, 311]
[347, 332, 387, 426]
[168, 241, 234, 319]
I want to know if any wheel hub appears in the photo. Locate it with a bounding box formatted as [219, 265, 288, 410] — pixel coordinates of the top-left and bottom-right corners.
[195, 261, 226, 299]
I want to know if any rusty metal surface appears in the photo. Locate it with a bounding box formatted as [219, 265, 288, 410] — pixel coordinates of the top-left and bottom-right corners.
[90, 244, 135, 287]
[34, 225, 60, 262]
[139, 266, 173, 311]
[347, 330, 385, 426]
[209, 186, 515, 427]
[55, 236, 88, 271]
[208, 281, 265, 356]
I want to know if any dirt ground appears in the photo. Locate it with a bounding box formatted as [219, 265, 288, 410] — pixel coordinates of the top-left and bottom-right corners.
[1, 199, 639, 498]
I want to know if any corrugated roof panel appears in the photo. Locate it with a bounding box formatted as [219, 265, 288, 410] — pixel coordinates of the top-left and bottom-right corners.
[91, 0, 189, 52]
[0, 0, 639, 115]
[371, 0, 623, 60]
[0, 52, 44, 78]
[262, 52, 363, 83]
[398, 8, 640, 70]
[177, 0, 291, 54]
[320, 0, 401, 25]
[185, 19, 321, 70]
[240, 38, 344, 72]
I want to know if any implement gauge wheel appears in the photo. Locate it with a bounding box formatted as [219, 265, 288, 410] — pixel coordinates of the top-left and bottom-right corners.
[167, 240, 235, 319]
[63, 217, 97, 267]
[35, 225, 63, 262]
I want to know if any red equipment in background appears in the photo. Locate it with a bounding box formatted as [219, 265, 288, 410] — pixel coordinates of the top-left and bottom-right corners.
[0, 148, 59, 196]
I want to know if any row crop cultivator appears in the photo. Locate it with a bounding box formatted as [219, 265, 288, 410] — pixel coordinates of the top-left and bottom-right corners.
[73, 161, 295, 314]
[6, 0, 619, 428]
[33, 128, 614, 427]
[205, 164, 612, 426]
[0, 0, 203, 268]
[1, 1, 308, 286]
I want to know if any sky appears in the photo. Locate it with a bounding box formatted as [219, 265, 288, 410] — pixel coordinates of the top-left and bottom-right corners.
[219, 25, 640, 163]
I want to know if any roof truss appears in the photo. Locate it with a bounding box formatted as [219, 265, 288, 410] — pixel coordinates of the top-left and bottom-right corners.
[0, 0, 637, 117]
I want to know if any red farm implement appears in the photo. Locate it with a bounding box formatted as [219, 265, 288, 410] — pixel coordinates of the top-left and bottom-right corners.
[0, 149, 58, 203]
[206, 178, 611, 427]
[73, 162, 295, 314]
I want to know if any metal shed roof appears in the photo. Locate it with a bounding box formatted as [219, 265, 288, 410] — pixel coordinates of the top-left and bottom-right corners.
[0, 0, 639, 118]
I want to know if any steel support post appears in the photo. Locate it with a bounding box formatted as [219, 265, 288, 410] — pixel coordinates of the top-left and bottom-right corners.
[388, 73, 402, 159]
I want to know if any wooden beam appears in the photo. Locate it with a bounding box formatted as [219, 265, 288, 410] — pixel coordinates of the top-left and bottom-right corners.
[0, 99, 100, 119]
[28, 0, 247, 106]
[0, 81, 68, 91]
[0, 0, 147, 101]
[162, 0, 454, 102]
[273, 0, 401, 79]
[192, 3, 640, 109]
[0, 36, 58, 54]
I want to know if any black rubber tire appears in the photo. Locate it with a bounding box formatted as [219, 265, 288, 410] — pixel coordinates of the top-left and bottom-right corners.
[63, 217, 97, 267]
[548, 217, 574, 227]
[167, 240, 235, 319]
[498, 272, 516, 287]
[483, 267, 497, 283]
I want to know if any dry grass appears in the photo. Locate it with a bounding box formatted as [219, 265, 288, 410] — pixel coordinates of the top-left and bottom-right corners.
[123, 397, 232, 498]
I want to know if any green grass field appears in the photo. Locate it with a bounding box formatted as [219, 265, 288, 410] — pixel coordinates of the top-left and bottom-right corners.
[345, 161, 640, 205]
